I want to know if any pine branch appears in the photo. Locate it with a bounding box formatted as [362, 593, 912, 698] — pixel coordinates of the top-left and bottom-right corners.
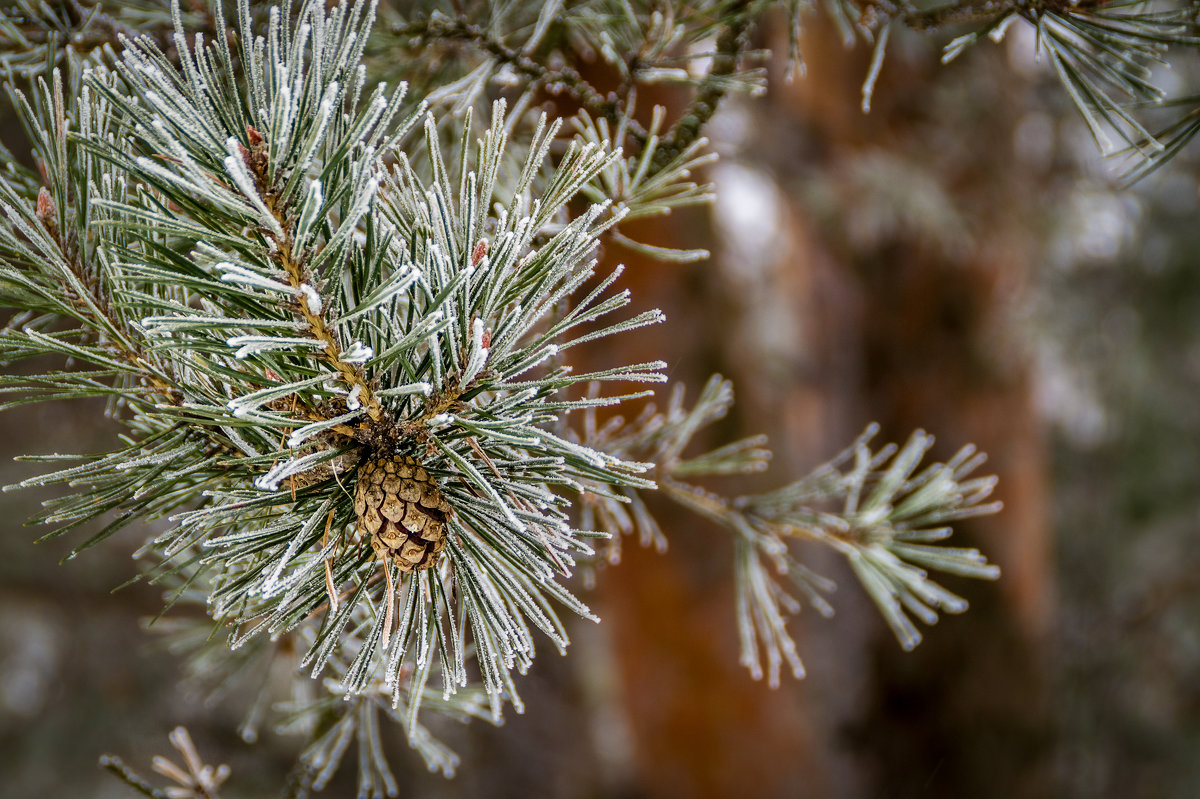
[813, 0, 1200, 167]
[2, 1, 675, 786]
[101, 755, 170, 799]
[576, 377, 1001, 685]
[379, 1, 769, 261]
[0, 64, 190, 410]
[389, 13, 645, 140]
[652, 0, 758, 170]
[0, 0, 194, 75]
[102, 727, 230, 799]
[232, 126, 389, 423]
[574, 105, 717, 262]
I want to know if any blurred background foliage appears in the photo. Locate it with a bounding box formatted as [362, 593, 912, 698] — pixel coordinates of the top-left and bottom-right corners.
[2, 3, 1200, 798]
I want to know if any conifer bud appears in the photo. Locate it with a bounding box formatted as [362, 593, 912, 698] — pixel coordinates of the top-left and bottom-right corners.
[36, 187, 57, 236]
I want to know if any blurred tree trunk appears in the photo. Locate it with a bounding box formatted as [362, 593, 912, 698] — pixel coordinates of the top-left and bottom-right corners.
[590, 20, 1056, 799]
[593, 216, 830, 799]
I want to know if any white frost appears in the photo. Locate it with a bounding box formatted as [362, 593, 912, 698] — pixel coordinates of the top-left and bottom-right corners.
[299, 283, 323, 315]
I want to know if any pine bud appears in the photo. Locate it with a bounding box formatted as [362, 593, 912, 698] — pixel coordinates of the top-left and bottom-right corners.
[471, 239, 488, 266]
[36, 187, 57, 236]
[354, 454, 450, 573]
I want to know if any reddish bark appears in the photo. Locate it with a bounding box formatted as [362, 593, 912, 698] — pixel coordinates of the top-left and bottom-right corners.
[589, 19, 1054, 799]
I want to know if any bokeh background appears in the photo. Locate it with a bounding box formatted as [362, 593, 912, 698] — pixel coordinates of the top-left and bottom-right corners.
[2, 11, 1200, 799]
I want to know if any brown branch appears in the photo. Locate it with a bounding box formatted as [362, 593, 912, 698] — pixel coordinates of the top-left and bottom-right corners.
[658, 473, 832, 548]
[277, 231, 385, 422]
[900, 0, 1015, 31]
[392, 16, 650, 143]
[99, 755, 168, 799]
[239, 135, 387, 425]
[1, 0, 179, 69]
[892, 0, 1117, 33]
[654, 0, 756, 171]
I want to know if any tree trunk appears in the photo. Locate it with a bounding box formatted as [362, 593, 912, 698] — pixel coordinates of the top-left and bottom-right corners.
[592, 20, 1055, 799]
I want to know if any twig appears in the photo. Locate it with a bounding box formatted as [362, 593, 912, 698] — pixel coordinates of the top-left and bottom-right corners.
[393, 16, 650, 143]
[279, 759, 318, 799]
[654, 0, 756, 170]
[99, 755, 168, 799]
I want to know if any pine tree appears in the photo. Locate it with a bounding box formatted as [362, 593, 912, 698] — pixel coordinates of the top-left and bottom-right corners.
[1, 0, 1195, 795]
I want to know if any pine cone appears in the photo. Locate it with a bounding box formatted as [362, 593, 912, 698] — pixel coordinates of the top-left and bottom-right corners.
[354, 454, 450, 573]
